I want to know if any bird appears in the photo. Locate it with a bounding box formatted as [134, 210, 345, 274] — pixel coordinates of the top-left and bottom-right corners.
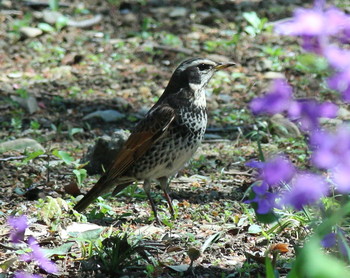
[74, 57, 234, 223]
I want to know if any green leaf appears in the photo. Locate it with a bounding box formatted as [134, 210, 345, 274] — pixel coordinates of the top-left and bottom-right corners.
[73, 168, 87, 185]
[69, 128, 84, 137]
[56, 16, 68, 30]
[39, 197, 67, 225]
[16, 88, 29, 98]
[43, 242, 75, 257]
[52, 150, 74, 164]
[244, 26, 257, 37]
[290, 238, 350, 278]
[23, 149, 45, 163]
[295, 53, 328, 74]
[265, 257, 276, 278]
[248, 224, 262, 234]
[200, 232, 223, 253]
[49, 0, 59, 11]
[0, 258, 17, 271]
[38, 22, 55, 33]
[243, 12, 261, 29]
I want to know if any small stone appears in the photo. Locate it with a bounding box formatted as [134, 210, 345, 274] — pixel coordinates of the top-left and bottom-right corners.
[7, 72, 23, 79]
[121, 13, 138, 25]
[83, 109, 125, 122]
[139, 86, 151, 97]
[0, 138, 45, 153]
[169, 7, 188, 18]
[264, 72, 285, 79]
[11, 95, 39, 114]
[20, 27, 43, 38]
[81, 130, 130, 175]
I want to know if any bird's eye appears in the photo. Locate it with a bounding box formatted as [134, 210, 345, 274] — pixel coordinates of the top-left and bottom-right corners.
[197, 64, 212, 71]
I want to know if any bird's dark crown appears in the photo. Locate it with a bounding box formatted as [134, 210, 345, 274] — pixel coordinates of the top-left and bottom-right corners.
[155, 58, 234, 108]
[162, 58, 219, 96]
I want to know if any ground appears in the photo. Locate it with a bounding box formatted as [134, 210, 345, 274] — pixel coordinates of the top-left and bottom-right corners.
[0, 0, 348, 277]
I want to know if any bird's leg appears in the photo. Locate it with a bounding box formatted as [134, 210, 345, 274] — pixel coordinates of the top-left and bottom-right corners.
[159, 177, 175, 219]
[143, 179, 160, 224]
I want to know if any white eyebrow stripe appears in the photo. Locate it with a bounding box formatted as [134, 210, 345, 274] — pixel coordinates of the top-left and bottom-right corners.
[178, 59, 217, 71]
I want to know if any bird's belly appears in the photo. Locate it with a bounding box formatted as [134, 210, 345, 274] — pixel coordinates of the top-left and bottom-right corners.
[142, 141, 200, 179]
[127, 106, 207, 180]
[129, 128, 204, 179]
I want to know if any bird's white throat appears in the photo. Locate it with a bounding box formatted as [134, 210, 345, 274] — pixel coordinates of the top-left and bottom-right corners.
[189, 84, 206, 107]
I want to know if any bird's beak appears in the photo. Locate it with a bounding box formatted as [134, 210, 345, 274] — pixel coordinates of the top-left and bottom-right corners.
[214, 62, 235, 70]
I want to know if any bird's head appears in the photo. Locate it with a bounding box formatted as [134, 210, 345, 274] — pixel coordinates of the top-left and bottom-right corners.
[163, 58, 235, 105]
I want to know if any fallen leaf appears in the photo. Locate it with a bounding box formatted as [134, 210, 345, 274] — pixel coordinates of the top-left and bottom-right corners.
[270, 243, 289, 254]
[166, 264, 190, 272]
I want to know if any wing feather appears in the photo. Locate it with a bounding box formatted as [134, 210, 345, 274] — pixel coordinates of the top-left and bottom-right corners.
[74, 105, 175, 212]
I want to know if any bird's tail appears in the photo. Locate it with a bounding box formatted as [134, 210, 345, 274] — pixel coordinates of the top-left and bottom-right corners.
[73, 175, 134, 212]
[74, 175, 114, 212]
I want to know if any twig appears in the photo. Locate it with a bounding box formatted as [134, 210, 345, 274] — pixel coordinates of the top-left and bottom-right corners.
[0, 10, 23, 16]
[222, 170, 252, 176]
[67, 14, 103, 28]
[23, 1, 70, 8]
[0, 155, 48, 162]
[202, 139, 231, 143]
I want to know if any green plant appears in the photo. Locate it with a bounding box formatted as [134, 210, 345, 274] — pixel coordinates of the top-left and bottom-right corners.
[95, 233, 144, 275]
[52, 150, 87, 186]
[161, 33, 183, 47]
[10, 116, 23, 131]
[295, 53, 329, 75]
[204, 34, 240, 53]
[243, 12, 269, 36]
[30, 120, 40, 130]
[10, 13, 32, 32]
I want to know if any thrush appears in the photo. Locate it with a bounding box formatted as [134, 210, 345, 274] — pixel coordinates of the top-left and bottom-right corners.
[74, 58, 234, 222]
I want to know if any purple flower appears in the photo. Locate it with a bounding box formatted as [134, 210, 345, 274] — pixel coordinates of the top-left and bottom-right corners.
[14, 272, 41, 278]
[332, 159, 350, 193]
[321, 232, 337, 248]
[275, 8, 325, 37]
[246, 156, 296, 214]
[324, 8, 350, 37]
[246, 182, 278, 214]
[250, 79, 293, 115]
[281, 173, 328, 210]
[259, 155, 295, 187]
[275, 5, 350, 53]
[324, 46, 350, 70]
[8, 215, 28, 243]
[300, 35, 323, 54]
[288, 100, 338, 131]
[310, 128, 350, 169]
[21, 236, 58, 274]
[246, 160, 264, 169]
[321, 230, 350, 255]
[328, 68, 350, 102]
[275, 7, 350, 37]
[325, 46, 350, 101]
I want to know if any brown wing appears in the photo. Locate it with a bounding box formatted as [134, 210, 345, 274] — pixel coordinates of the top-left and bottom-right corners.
[104, 105, 175, 182]
[74, 105, 175, 212]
